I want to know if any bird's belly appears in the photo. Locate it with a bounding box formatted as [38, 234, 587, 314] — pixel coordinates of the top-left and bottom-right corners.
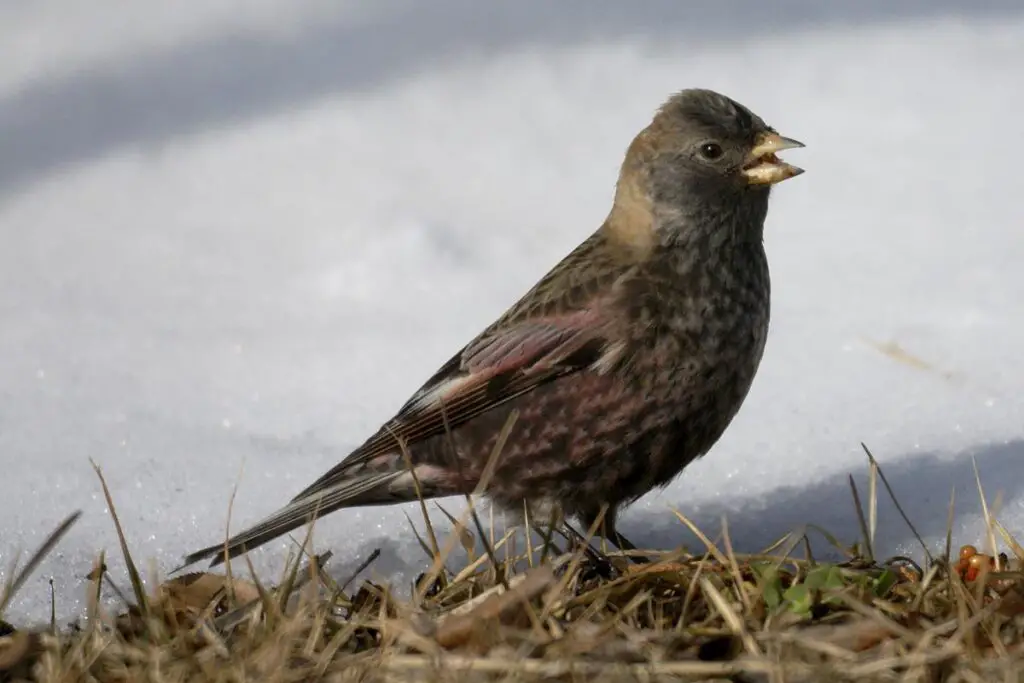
[601, 304, 770, 492]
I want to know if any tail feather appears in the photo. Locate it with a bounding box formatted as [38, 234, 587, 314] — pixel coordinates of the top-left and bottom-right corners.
[181, 470, 412, 568]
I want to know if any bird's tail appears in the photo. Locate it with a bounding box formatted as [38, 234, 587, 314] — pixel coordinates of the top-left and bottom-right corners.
[180, 469, 418, 569]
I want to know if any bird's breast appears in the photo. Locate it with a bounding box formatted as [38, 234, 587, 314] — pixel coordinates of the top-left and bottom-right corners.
[617, 244, 771, 395]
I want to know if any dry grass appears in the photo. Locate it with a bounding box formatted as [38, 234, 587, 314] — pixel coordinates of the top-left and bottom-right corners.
[2, 444, 1024, 683]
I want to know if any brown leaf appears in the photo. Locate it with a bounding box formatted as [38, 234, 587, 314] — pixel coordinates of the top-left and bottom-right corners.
[0, 631, 41, 672]
[434, 565, 555, 649]
[795, 619, 896, 653]
[161, 572, 260, 610]
[143, 571, 264, 633]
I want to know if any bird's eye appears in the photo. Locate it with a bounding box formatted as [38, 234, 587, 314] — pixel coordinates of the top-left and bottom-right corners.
[699, 142, 724, 160]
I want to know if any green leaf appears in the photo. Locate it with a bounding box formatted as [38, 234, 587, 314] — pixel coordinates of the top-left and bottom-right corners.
[847, 572, 874, 589]
[823, 566, 846, 590]
[783, 584, 813, 615]
[804, 564, 839, 591]
[757, 565, 784, 610]
[872, 568, 898, 597]
[818, 566, 848, 607]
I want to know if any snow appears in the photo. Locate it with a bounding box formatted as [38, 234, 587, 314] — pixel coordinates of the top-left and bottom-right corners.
[1, 1, 1023, 625]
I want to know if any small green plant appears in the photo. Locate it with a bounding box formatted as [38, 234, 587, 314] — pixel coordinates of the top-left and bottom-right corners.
[754, 561, 899, 617]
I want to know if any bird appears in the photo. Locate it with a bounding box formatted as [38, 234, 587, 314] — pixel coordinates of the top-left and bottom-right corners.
[183, 88, 805, 568]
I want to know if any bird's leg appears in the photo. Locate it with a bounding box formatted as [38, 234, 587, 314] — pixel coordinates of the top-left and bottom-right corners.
[579, 506, 649, 564]
[527, 502, 567, 566]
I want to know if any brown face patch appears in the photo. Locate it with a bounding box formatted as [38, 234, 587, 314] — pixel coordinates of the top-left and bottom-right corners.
[603, 128, 657, 259]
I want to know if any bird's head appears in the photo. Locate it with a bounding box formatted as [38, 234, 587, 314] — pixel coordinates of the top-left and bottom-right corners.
[608, 88, 804, 251]
[643, 88, 804, 194]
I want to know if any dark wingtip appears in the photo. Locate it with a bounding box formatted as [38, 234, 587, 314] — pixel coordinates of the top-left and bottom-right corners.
[172, 542, 232, 573]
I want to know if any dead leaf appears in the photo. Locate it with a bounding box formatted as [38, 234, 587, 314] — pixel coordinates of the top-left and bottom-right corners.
[434, 565, 555, 649]
[139, 571, 264, 633]
[0, 631, 40, 672]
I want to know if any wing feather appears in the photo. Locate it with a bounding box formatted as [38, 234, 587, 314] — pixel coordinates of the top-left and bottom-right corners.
[288, 312, 613, 502]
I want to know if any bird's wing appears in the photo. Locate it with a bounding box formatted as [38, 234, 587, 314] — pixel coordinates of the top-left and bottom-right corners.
[182, 305, 625, 569]
[182, 315, 616, 570]
[289, 238, 630, 503]
[288, 313, 614, 502]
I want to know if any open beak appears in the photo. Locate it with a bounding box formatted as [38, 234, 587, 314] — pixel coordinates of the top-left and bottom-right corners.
[741, 132, 805, 186]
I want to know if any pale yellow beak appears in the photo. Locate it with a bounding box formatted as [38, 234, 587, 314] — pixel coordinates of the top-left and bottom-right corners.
[741, 132, 805, 185]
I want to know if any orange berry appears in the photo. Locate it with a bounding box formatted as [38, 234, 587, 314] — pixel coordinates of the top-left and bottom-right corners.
[959, 545, 978, 561]
[968, 554, 992, 570]
[963, 554, 994, 582]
